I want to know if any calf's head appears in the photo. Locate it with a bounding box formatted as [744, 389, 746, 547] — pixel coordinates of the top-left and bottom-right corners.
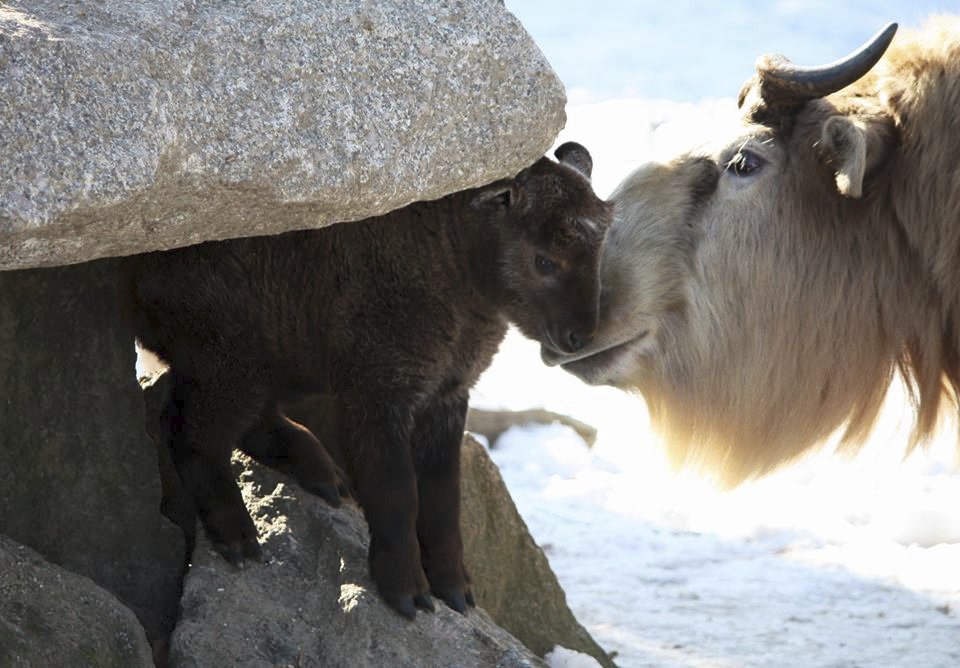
[470, 142, 612, 354]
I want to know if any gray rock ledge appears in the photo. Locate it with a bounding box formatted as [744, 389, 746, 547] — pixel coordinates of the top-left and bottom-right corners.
[0, 535, 154, 668]
[169, 452, 546, 668]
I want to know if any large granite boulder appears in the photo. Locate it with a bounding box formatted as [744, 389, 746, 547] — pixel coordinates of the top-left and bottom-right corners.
[168, 451, 545, 668]
[0, 0, 566, 270]
[0, 534, 154, 668]
[0, 259, 185, 652]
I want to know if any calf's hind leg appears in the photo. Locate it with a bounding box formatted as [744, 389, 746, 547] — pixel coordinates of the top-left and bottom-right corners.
[413, 393, 475, 613]
[239, 403, 350, 506]
[163, 371, 265, 567]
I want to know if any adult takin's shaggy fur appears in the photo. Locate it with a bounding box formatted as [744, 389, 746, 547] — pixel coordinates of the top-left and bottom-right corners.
[545, 18, 960, 483]
[130, 143, 611, 618]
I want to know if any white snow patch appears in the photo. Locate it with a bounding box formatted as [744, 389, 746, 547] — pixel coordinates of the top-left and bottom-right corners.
[546, 645, 603, 668]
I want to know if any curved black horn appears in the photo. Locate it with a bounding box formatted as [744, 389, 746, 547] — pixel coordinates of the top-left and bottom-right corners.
[757, 22, 897, 103]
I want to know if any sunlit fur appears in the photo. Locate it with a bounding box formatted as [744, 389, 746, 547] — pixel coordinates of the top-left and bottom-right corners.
[559, 17, 960, 483]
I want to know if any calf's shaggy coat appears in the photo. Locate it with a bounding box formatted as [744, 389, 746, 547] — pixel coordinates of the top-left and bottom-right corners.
[130, 143, 611, 617]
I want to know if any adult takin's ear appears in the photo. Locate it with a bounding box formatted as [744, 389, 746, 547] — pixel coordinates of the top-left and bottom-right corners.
[821, 116, 867, 197]
[819, 115, 893, 198]
[469, 182, 518, 211]
[554, 141, 593, 180]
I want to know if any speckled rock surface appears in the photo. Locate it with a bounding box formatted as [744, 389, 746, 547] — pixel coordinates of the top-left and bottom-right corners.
[0, 535, 154, 668]
[0, 0, 566, 270]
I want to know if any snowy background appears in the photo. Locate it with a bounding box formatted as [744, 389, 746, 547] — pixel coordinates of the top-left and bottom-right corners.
[476, 3, 960, 667]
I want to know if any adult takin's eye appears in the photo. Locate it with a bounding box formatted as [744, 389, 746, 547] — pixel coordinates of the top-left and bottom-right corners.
[725, 149, 764, 177]
[535, 254, 557, 274]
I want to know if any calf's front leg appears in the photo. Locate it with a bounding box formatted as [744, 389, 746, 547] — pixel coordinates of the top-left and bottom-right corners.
[340, 389, 433, 619]
[413, 392, 475, 613]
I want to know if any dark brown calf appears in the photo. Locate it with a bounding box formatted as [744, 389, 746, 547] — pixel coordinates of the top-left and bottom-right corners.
[130, 143, 611, 618]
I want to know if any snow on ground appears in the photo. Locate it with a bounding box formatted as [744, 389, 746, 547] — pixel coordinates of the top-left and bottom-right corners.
[470, 93, 960, 667]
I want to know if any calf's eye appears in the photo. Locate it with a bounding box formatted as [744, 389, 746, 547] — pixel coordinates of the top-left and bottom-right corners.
[725, 150, 764, 177]
[535, 254, 557, 274]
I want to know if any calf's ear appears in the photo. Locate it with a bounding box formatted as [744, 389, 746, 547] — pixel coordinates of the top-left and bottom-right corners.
[469, 183, 518, 211]
[555, 141, 593, 179]
[819, 115, 892, 198]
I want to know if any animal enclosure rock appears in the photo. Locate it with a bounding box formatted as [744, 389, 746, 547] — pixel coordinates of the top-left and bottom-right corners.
[460, 436, 614, 667]
[168, 451, 545, 668]
[0, 0, 566, 270]
[0, 535, 154, 668]
[0, 259, 185, 648]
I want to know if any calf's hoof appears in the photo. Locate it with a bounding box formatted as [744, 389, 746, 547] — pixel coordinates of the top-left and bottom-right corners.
[302, 479, 347, 508]
[213, 534, 264, 568]
[432, 586, 475, 614]
[383, 591, 436, 619]
[298, 459, 351, 508]
[203, 503, 264, 568]
[370, 542, 433, 619]
[423, 559, 475, 613]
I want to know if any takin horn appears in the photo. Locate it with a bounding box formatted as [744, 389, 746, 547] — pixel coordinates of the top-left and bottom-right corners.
[741, 22, 898, 117]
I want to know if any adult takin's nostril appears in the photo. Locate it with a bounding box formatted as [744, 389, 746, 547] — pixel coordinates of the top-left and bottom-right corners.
[566, 330, 593, 352]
